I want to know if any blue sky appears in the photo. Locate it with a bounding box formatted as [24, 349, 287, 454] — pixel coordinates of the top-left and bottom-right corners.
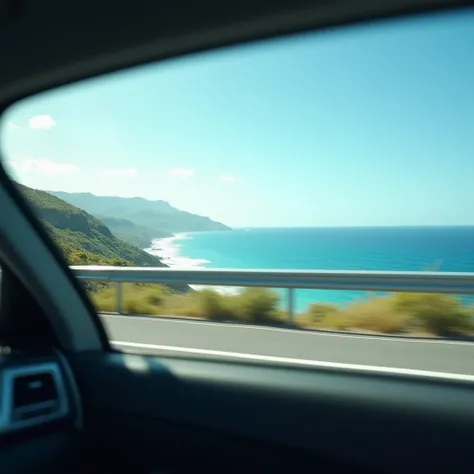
[1, 9, 474, 228]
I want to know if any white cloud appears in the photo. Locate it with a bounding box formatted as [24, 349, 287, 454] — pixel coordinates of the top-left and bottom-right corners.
[28, 114, 56, 130]
[220, 174, 237, 182]
[167, 168, 194, 177]
[7, 158, 78, 175]
[103, 168, 138, 177]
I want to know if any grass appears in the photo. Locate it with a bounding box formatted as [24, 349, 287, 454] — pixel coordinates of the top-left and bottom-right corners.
[298, 293, 473, 336]
[90, 285, 474, 337]
[337, 296, 411, 334]
[91, 285, 285, 324]
[90, 283, 174, 314]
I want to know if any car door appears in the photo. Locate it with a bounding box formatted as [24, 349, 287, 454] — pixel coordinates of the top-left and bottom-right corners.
[1, 2, 474, 474]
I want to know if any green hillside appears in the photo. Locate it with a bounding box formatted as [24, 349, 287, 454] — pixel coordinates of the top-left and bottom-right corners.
[48, 191, 231, 247]
[98, 216, 167, 249]
[17, 184, 166, 267]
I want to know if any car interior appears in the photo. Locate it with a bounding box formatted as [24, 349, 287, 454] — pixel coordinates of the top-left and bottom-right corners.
[1, 0, 474, 473]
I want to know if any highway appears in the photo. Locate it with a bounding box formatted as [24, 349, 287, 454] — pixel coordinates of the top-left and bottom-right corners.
[101, 314, 474, 377]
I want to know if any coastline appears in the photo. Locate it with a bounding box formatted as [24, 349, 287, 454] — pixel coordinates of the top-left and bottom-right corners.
[145, 232, 238, 295]
[146, 232, 211, 270]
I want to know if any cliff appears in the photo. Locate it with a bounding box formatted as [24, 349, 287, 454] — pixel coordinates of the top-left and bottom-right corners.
[17, 184, 166, 267]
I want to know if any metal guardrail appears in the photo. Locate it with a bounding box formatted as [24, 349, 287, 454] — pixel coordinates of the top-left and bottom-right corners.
[72, 266, 474, 322]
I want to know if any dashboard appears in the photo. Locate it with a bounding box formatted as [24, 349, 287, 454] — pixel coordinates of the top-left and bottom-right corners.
[2, 342, 474, 474]
[0, 345, 81, 474]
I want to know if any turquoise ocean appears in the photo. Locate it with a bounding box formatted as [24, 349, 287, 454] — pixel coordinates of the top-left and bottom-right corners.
[147, 227, 474, 312]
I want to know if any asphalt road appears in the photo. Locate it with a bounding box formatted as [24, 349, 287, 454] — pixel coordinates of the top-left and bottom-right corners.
[101, 314, 474, 376]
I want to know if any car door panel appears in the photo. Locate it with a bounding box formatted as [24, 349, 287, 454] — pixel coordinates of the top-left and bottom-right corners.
[69, 351, 474, 474]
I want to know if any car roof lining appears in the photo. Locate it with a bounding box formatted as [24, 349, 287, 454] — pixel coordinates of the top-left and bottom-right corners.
[0, 0, 471, 106]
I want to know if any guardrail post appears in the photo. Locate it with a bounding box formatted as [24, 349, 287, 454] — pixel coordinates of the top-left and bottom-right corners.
[287, 288, 294, 325]
[116, 282, 123, 314]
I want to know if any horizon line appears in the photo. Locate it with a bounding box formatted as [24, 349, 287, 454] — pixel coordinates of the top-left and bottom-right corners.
[229, 224, 474, 229]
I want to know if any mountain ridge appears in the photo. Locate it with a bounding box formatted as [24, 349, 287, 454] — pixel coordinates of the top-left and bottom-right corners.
[47, 190, 231, 247]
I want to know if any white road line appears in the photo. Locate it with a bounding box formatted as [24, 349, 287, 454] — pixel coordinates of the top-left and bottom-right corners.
[111, 340, 474, 382]
[101, 314, 474, 346]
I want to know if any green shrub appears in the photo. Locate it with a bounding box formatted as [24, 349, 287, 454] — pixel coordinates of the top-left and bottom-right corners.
[146, 294, 163, 306]
[394, 293, 472, 336]
[123, 298, 156, 315]
[306, 303, 338, 325]
[343, 296, 409, 334]
[197, 290, 236, 321]
[90, 292, 116, 312]
[319, 313, 351, 330]
[237, 288, 280, 323]
[161, 293, 203, 318]
[91, 283, 169, 315]
[90, 281, 473, 337]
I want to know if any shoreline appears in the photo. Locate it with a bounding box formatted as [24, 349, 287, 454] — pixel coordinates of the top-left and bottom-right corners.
[145, 232, 238, 296]
[146, 232, 211, 270]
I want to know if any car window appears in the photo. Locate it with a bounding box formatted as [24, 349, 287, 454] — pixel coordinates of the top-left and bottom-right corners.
[1, 8, 474, 377]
